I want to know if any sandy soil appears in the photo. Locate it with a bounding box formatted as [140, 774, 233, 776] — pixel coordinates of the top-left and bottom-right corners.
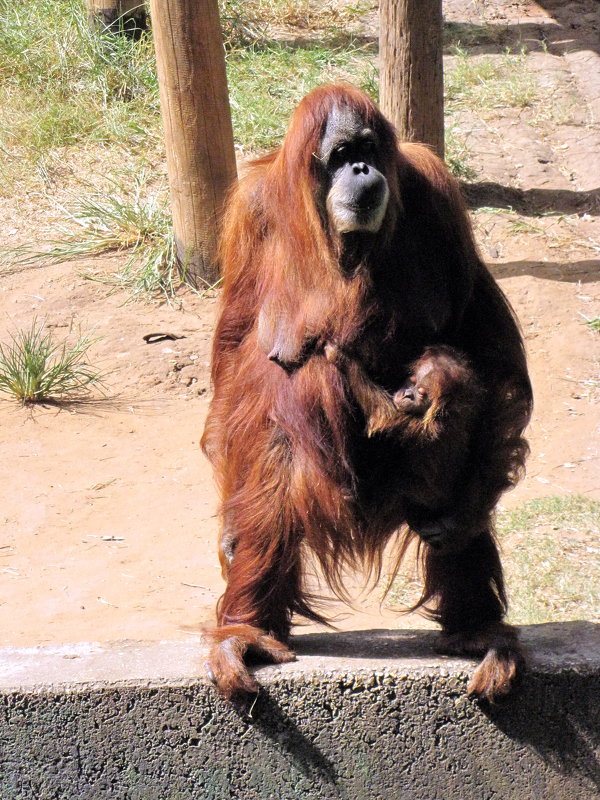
[0, 0, 598, 648]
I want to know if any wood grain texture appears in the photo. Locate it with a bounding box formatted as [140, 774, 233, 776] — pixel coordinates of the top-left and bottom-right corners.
[149, 0, 237, 284]
[380, 0, 444, 158]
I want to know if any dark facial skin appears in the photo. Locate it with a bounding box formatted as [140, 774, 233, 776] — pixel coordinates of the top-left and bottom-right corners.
[393, 351, 477, 417]
[318, 106, 390, 234]
[393, 360, 437, 415]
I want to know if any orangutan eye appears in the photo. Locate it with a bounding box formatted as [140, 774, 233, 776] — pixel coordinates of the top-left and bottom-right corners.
[360, 140, 376, 159]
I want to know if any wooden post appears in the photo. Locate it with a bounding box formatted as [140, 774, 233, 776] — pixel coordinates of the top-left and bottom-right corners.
[149, 0, 237, 286]
[379, 0, 445, 158]
[87, 1, 148, 37]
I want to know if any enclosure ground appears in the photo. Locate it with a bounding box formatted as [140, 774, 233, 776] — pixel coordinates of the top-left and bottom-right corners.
[0, 0, 598, 647]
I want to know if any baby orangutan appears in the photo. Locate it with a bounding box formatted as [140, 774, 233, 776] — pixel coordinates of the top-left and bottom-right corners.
[325, 343, 485, 552]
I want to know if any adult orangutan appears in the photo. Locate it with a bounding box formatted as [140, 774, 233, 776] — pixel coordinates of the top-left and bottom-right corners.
[201, 84, 532, 701]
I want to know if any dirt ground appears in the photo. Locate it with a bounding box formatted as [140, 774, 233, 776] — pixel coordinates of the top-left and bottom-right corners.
[0, 0, 599, 648]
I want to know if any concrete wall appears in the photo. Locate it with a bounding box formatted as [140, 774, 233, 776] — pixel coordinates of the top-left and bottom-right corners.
[0, 622, 598, 800]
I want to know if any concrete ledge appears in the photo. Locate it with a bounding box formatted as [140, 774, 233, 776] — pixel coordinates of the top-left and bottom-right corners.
[1, 622, 598, 799]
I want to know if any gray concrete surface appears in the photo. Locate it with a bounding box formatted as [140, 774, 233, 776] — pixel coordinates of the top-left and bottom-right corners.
[0, 622, 598, 799]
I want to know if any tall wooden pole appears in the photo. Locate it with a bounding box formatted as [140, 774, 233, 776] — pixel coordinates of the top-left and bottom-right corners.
[86, 1, 147, 36]
[379, 0, 445, 158]
[149, 0, 237, 285]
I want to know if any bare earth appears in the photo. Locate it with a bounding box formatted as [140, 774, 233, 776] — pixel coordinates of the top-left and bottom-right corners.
[1, 0, 599, 648]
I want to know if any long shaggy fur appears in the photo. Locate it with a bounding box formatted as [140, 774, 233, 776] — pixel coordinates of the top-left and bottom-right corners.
[201, 85, 532, 699]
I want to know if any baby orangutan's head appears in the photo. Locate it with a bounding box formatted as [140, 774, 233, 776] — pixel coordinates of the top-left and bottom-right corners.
[393, 348, 474, 416]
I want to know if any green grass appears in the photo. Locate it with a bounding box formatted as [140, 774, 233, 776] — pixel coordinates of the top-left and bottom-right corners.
[498, 496, 600, 624]
[0, 318, 106, 404]
[445, 47, 539, 112]
[221, 0, 373, 47]
[508, 218, 544, 235]
[0, 0, 160, 186]
[581, 315, 600, 334]
[0, 0, 379, 294]
[0, 0, 376, 188]
[228, 42, 376, 151]
[388, 496, 600, 625]
[5, 173, 190, 300]
[444, 123, 477, 180]
[444, 21, 513, 52]
[442, 46, 542, 179]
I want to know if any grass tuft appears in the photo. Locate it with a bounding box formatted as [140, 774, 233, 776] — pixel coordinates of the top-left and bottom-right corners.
[0, 318, 107, 404]
[5, 173, 188, 300]
[445, 124, 477, 180]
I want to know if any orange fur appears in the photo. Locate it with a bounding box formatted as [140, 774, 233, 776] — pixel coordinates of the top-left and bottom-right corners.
[201, 85, 532, 701]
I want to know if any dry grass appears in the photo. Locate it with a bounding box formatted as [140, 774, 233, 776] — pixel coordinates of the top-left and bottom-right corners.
[1, 173, 192, 300]
[222, 0, 373, 45]
[445, 47, 539, 113]
[387, 496, 600, 625]
[499, 495, 600, 624]
[0, 0, 377, 192]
